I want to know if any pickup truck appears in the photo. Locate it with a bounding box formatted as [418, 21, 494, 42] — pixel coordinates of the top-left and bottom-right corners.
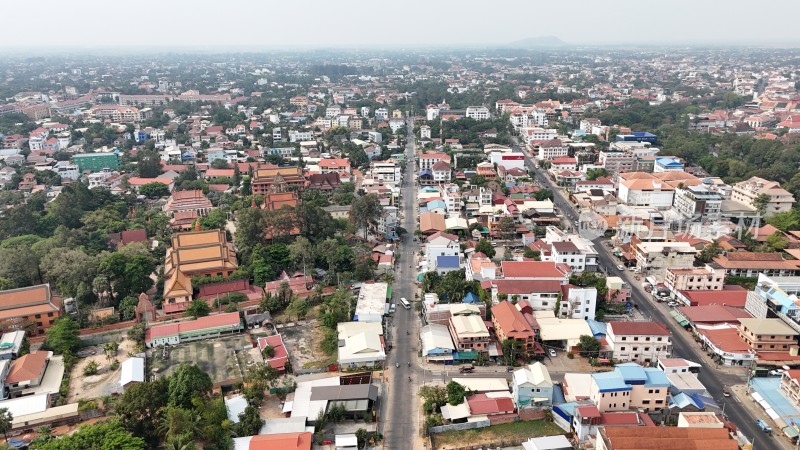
[755, 419, 773, 433]
[459, 364, 475, 374]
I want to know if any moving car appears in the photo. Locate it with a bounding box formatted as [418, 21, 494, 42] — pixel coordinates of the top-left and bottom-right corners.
[755, 419, 772, 433]
[459, 364, 475, 374]
[616, 264, 625, 271]
[548, 349, 557, 357]
[667, 301, 680, 307]
[400, 298, 411, 309]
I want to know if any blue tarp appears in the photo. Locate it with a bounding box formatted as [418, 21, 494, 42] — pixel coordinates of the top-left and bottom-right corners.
[464, 292, 479, 304]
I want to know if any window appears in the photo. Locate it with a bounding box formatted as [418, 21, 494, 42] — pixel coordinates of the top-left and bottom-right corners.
[47, 312, 54, 317]
[642, 400, 650, 404]
[35, 314, 41, 319]
[648, 389, 654, 394]
[620, 347, 626, 351]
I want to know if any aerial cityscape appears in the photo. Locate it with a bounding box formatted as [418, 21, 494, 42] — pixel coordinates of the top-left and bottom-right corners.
[3, 2, 800, 450]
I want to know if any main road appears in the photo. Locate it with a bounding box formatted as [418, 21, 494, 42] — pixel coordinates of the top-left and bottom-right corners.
[511, 136, 782, 450]
[381, 120, 423, 449]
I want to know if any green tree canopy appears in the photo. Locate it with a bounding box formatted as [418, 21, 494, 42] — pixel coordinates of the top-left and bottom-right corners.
[34, 419, 145, 450]
[44, 317, 80, 355]
[168, 364, 213, 409]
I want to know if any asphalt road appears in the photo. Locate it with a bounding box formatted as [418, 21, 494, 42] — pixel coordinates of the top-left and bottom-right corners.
[511, 137, 782, 450]
[382, 120, 423, 450]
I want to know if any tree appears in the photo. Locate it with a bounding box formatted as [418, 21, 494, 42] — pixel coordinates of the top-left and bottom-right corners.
[348, 146, 369, 168]
[0, 408, 11, 443]
[586, 168, 609, 180]
[262, 345, 275, 359]
[446, 381, 466, 406]
[119, 295, 139, 321]
[497, 217, 516, 240]
[296, 203, 336, 243]
[765, 209, 800, 232]
[577, 335, 601, 358]
[104, 341, 119, 360]
[235, 208, 266, 264]
[199, 208, 228, 230]
[236, 405, 264, 437]
[696, 240, 721, 264]
[474, 238, 495, 258]
[501, 338, 522, 365]
[45, 317, 80, 355]
[288, 236, 315, 271]
[286, 297, 308, 320]
[766, 232, 789, 251]
[350, 194, 383, 240]
[523, 247, 541, 260]
[210, 159, 229, 169]
[137, 150, 163, 178]
[754, 193, 770, 216]
[35, 420, 145, 450]
[168, 364, 213, 409]
[185, 299, 211, 318]
[139, 182, 171, 199]
[127, 322, 146, 346]
[418, 385, 447, 413]
[158, 407, 196, 442]
[40, 247, 99, 297]
[115, 378, 169, 446]
[83, 360, 100, 376]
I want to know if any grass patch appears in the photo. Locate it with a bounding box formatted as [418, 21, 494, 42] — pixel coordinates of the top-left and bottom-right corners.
[432, 420, 564, 450]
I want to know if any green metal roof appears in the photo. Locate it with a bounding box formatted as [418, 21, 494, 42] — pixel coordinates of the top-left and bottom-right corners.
[670, 310, 689, 327]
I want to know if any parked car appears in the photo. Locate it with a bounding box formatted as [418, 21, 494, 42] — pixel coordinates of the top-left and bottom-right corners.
[616, 264, 625, 271]
[723, 387, 731, 397]
[667, 302, 680, 308]
[628, 266, 637, 272]
[548, 349, 557, 357]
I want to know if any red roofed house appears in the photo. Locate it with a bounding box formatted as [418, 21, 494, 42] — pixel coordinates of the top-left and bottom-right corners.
[318, 158, 351, 175]
[675, 286, 748, 307]
[492, 301, 536, 356]
[490, 280, 563, 311]
[265, 271, 313, 298]
[256, 334, 289, 372]
[606, 322, 672, 364]
[466, 393, 516, 418]
[145, 311, 242, 348]
[232, 432, 312, 450]
[6, 350, 52, 397]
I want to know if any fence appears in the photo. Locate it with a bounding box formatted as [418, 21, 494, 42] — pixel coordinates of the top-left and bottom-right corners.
[428, 419, 490, 434]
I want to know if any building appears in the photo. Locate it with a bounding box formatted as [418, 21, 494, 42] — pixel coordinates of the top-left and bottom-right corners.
[633, 241, 696, 276]
[606, 321, 672, 364]
[489, 151, 526, 170]
[5, 350, 52, 397]
[492, 301, 536, 355]
[664, 265, 725, 292]
[673, 185, 723, 221]
[119, 357, 145, 389]
[164, 190, 213, 217]
[0, 331, 25, 361]
[449, 315, 490, 354]
[780, 370, 800, 408]
[713, 252, 799, 278]
[420, 125, 431, 139]
[737, 318, 798, 354]
[420, 323, 456, 363]
[653, 157, 684, 173]
[256, 334, 289, 371]
[731, 176, 795, 217]
[425, 232, 460, 272]
[537, 139, 569, 161]
[0, 285, 62, 336]
[559, 285, 597, 320]
[590, 364, 669, 413]
[596, 425, 736, 450]
[354, 283, 388, 323]
[512, 362, 553, 407]
[163, 229, 239, 310]
[52, 161, 80, 180]
[145, 311, 243, 347]
[71, 152, 119, 173]
[618, 175, 675, 209]
[336, 321, 386, 369]
[232, 432, 312, 450]
[598, 151, 636, 176]
[466, 106, 490, 120]
[251, 167, 305, 195]
[616, 132, 657, 144]
[318, 158, 351, 175]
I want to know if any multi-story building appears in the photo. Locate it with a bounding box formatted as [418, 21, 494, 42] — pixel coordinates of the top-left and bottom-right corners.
[465, 106, 490, 120]
[536, 139, 569, 161]
[780, 370, 800, 407]
[375, 108, 389, 121]
[369, 160, 402, 182]
[251, 167, 305, 195]
[653, 157, 684, 173]
[633, 241, 696, 276]
[71, 152, 119, 173]
[598, 151, 635, 176]
[559, 285, 597, 320]
[664, 265, 725, 292]
[713, 252, 799, 278]
[288, 130, 314, 143]
[431, 161, 451, 183]
[672, 185, 723, 221]
[0, 285, 62, 336]
[425, 232, 460, 272]
[87, 105, 146, 122]
[731, 176, 795, 217]
[52, 161, 80, 180]
[418, 153, 450, 171]
[618, 174, 675, 208]
[119, 94, 173, 106]
[737, 318, 798, 354]
[449, 315, 490, 353]
[492, 301, 537, 355]
[318, 158, 351, 175]
[606, 321, 672, 364]
[420, 125, 431, 139]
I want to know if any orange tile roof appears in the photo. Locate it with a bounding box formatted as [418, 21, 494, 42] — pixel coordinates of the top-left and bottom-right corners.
[492, 301, 534, 339]
[245, 432, 312, 450]
[0, 285, 61, 321]
[6, 350, 49, 384]
[601, 424, 736, 449]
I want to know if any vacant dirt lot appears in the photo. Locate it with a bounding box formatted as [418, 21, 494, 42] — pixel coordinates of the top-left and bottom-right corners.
[279, 317, 335, 369]
[68, 338, 138, 402]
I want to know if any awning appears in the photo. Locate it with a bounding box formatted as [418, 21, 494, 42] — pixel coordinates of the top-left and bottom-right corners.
[670, 310, 689, 327]
[783, 425, 799, 439]
[454, 351, 478, 360]
[386, 285, 392, 299]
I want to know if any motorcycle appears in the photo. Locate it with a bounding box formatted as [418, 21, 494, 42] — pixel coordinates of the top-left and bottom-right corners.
[396, 363, 399, 368]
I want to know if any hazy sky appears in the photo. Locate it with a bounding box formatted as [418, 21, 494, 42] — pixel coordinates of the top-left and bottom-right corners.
[2, 0, 800, 49]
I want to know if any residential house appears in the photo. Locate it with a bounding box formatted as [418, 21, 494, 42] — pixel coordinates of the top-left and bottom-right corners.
[512, 362, 553, 407]
[737, 318, 798, 355]
[449, 315, 490, 354]
[421, 323, 456, 363]
[336, 321, 386, 369]
[425, 231, 460, 272]
[664, 265, 725, 292]
[606, 321, 672, 364]
[559, 285, 597, 321]
[492, 301, 537, 356]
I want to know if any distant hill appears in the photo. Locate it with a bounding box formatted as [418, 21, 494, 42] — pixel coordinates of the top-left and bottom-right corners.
[506, 36, 567, 48]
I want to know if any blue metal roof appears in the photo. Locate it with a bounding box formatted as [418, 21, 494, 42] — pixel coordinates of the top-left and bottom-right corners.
[643, 368, 671, 387]
[464, 292, 479, 304]
[592, 371, 630, 392]
[587, 320, 607, 337]
[437, 255, 460, 268]
[614, 363, 647, 384]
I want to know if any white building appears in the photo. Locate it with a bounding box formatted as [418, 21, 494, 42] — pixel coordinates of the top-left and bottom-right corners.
[369, 161, 402, 182]
[288, 130, 314, 143]
[634, 241, 696, 276]
[559, 286, 597, 320]
[606, 321, 672, 364]
[420, 125, 431, 139]
[618, 176, 675, 209]
[375, 108, 389, 121]
[489, 152, 526, 170]
[425, 232, 460, 272]
[466, 106, 491, 120]
[731, 176, 795, 217]
[431, 161, 452, 183]
[336, 322, 386, 369]
[664, 265, 725, 292]
[354, 283, 388, 323]
[52, 161, 80, 180]
[673, 185, 723, 221]
[426, 106, 440, 121]
[537, 139, 569, 161]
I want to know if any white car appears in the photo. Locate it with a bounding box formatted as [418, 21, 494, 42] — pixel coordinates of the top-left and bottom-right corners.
[548, 349, 557, 357]
[616, 265, 625, 271]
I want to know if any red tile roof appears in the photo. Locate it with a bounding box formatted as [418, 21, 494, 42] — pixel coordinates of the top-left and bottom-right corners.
[679, 288, 748, 307]
[501, 261, 568, 279]
[677, 305, 751, 325]
[146, 312, 241, 341]
[466, 393, 515, 415]
[6, 350, 49, 384]
[257, 334, 289, 371]
[492, 301, 534, 339]
[244, 432, 312, 450]
[491, 280, 562, 295]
